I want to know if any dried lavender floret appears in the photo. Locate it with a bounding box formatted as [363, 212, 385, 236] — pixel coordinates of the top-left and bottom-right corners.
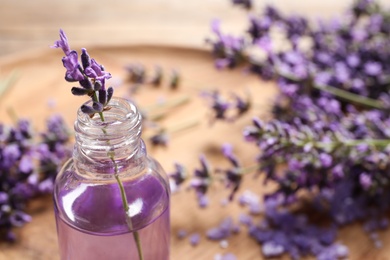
[189, 233, 201, 246]
[125, 63, 146, 84]
[190, 155, 212, 207]
[149, 130, 169, 146]
[177, 229, 188, 239]
[207, 217, 237, 241]
[238, 190, 262, 215]
[214, 253, 237, 260]
[238, 213, 253, 227]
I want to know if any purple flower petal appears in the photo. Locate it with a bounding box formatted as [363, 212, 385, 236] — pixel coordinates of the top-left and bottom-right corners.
[51, 29, 71, 55]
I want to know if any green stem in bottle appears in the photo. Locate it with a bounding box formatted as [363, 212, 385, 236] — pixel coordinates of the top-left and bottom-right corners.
[109, 154, 144, 260]
[92, 92, 105, 122]
[99, 107, 144, 260]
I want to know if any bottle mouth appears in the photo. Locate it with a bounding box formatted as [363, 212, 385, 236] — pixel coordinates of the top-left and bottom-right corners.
[73, 97, 144, 174]
[76, 97, 141, 134]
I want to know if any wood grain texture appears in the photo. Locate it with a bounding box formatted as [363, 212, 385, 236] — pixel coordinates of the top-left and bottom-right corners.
[0, 45, 389, 260]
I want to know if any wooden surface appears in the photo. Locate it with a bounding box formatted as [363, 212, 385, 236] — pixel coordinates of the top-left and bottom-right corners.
[1, 1, 390, 260]
[0, 44, 388, 260]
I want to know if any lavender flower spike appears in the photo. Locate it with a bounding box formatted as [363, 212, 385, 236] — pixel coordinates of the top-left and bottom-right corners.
[53, 29, 114, 118]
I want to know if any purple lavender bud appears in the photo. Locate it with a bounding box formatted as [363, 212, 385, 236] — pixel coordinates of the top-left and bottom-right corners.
[331, 164, 344, 179]
[149, 131, 169, 146]
[2, 144, 20, 167]
[222, 143, 239, 167]
[9, 211, 32, 227]
[319, 153, 333, 168]
[189, 233, 201, 246]
[106, 87, 114, 104]
[99, 89, 107, 105]
[195, 154, 212, 178]
[81, 48, 91, 69]
[197, 193, 209, 208]
[264, 5, 281, 21]
[239, 213, 252, 226]
[207, 218, 232, 241]
[0, 192, 8, 204]
[243, 126, 260, 142]
[94, 81, 102, 91]
[177, 229, 187, 239]
[215, 58, 230, 69]
[71, 87, 90, 96]
[346, 54, 360, 68]
[92, 102, 103, 112]
[359, 173, 372, 190]
[80, 105, 96, 115]
[169, 163, 187, 186]
[38, 178, 54, 193]
[79, 78, 93, 90]
[216, 253, 237, 260]
[232, 93, 251, 117]
[19, 155, 33, 173]
[364, 62, 382, 76]
[207, 227, 229, 241]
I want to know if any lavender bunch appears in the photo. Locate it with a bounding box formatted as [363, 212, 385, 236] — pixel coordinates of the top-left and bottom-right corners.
[196, 0, 390, 258]
[0, 116, 71, 241]
[207, 0, 390, 209]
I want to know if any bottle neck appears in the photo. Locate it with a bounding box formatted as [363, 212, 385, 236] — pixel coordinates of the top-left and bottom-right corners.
[73, 97, 146, 177]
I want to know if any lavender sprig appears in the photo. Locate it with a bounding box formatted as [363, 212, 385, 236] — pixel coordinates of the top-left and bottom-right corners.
[52, 30, 113, 121]
[53, 29, 144, 260]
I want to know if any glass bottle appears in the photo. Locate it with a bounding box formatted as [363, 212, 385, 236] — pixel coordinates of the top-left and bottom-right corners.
[53, 97, 170, 260]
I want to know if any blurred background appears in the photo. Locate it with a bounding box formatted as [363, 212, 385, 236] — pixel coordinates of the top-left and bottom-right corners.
[1, 0, 389, 57]
[1, 1, 390, 259]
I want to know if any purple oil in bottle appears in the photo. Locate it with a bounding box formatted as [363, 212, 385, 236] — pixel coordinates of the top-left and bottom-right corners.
[55, 167, 170, 260]
[56, 209, 169, 260]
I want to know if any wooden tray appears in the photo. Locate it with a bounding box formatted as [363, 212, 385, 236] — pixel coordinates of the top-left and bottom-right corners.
[0, 45, 386, 260]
